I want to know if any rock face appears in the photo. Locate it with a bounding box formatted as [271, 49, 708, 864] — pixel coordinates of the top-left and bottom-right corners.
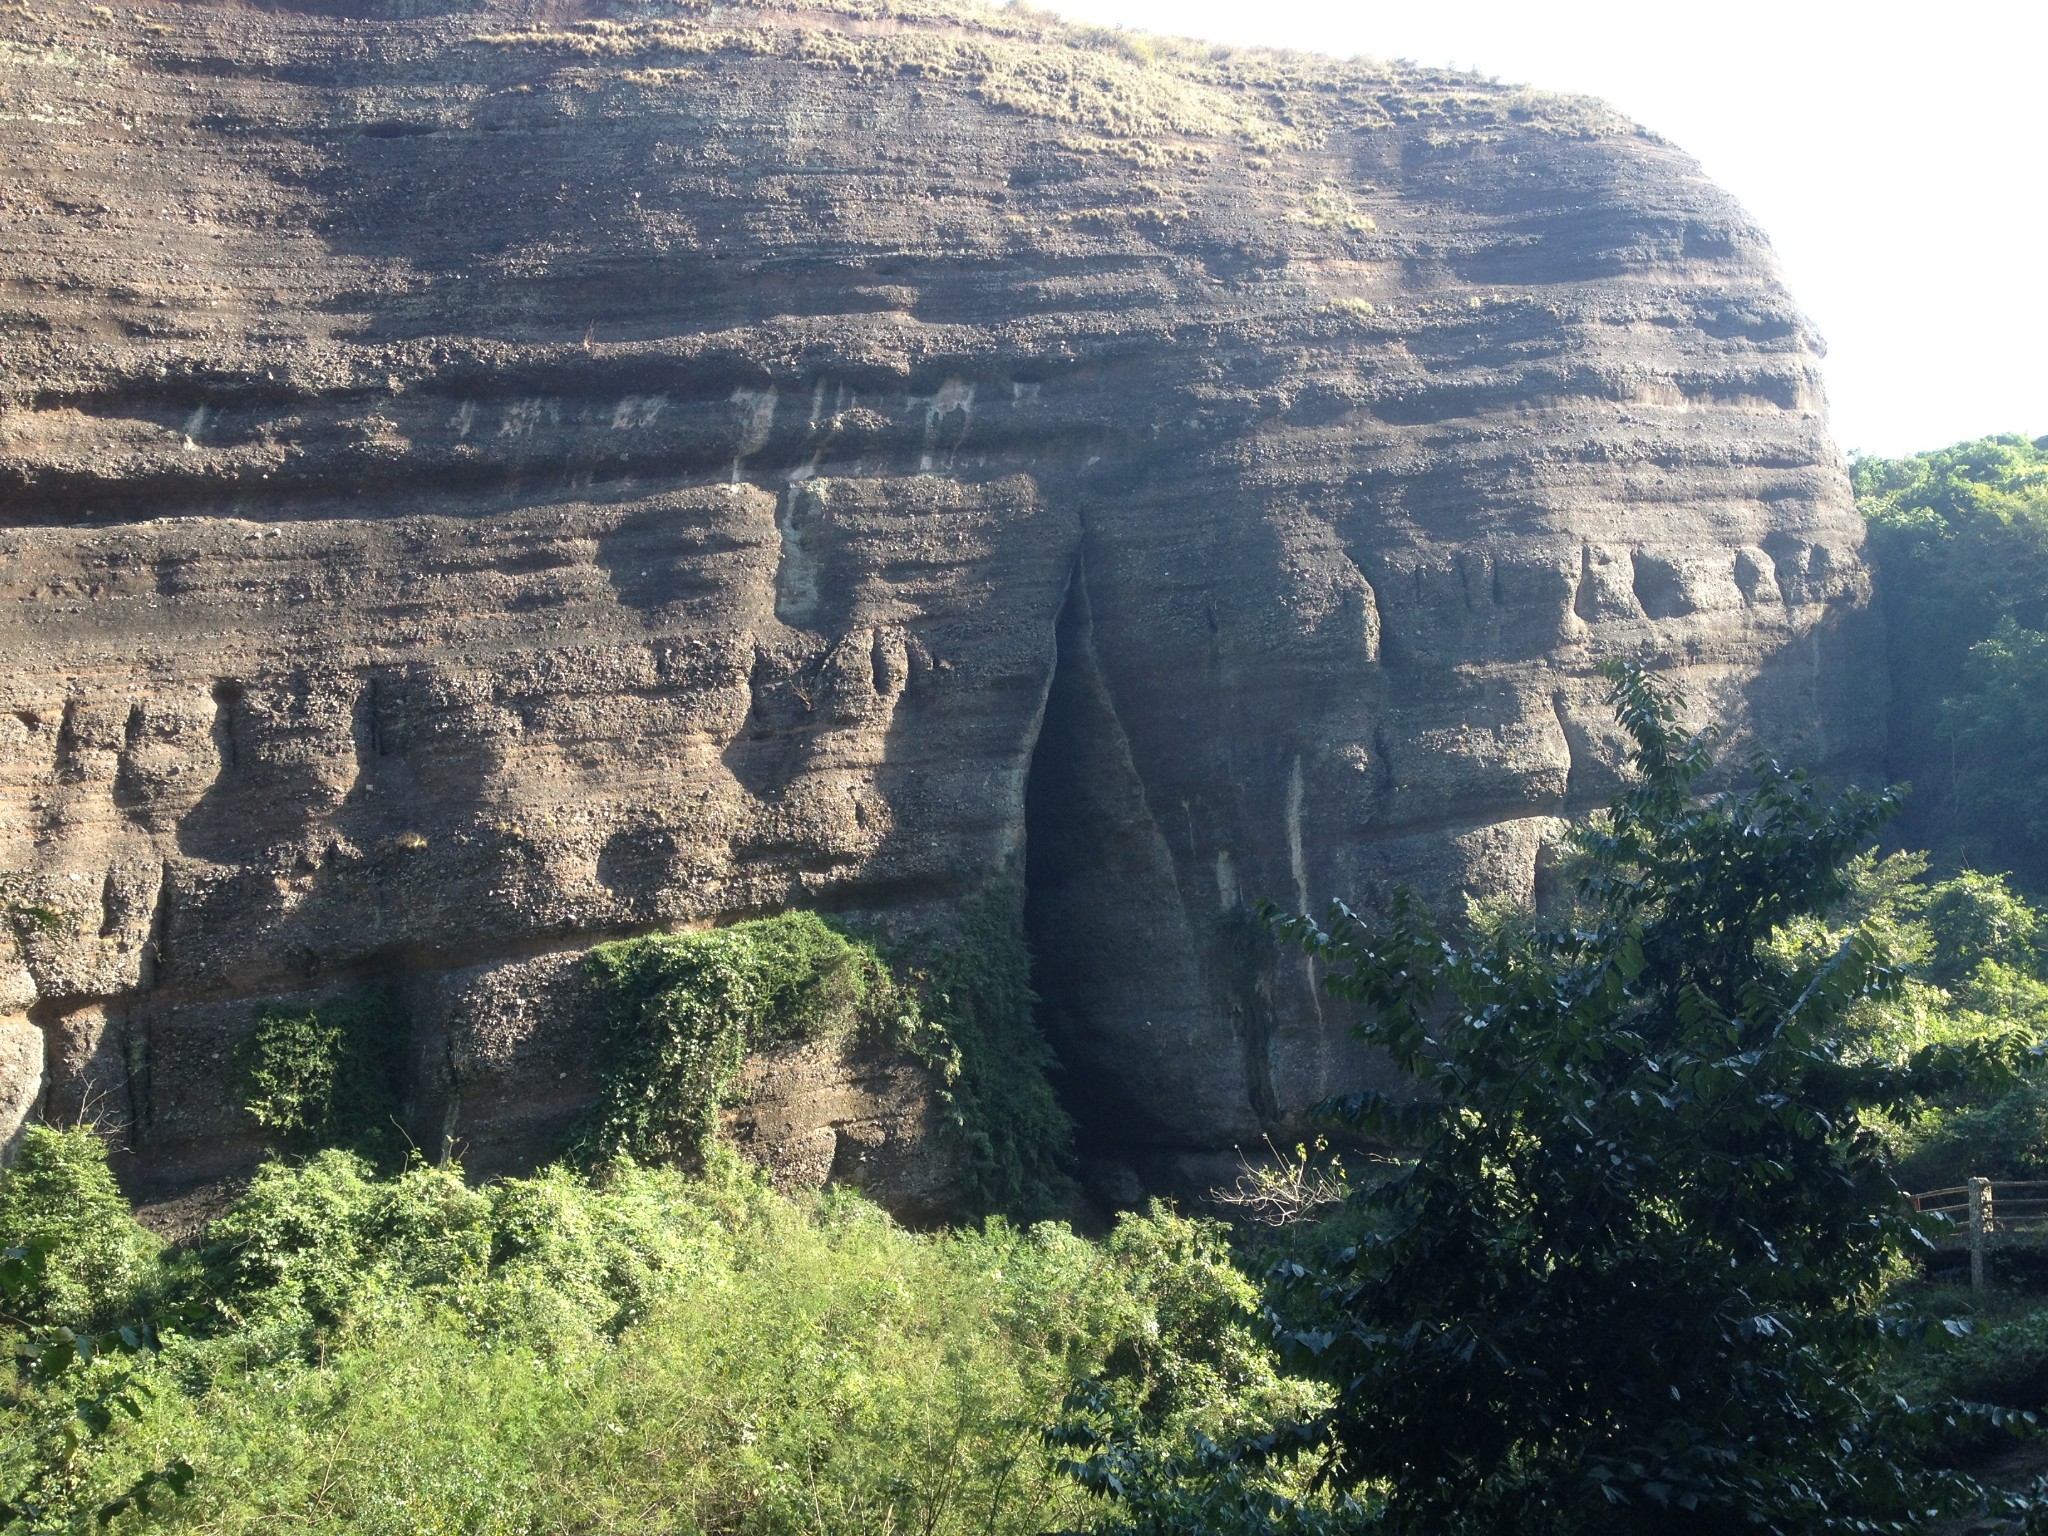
[0, 0, 1882, 1196]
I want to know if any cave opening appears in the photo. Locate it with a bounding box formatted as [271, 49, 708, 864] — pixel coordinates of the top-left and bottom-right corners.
[1019, 560, 1195, 1171]
[1022, 564, 1121, 1162]
[1020, 557, 1298, 1206]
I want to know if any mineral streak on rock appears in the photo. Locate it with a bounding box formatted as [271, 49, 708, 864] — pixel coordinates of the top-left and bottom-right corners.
[0, 0, 1881, 1194]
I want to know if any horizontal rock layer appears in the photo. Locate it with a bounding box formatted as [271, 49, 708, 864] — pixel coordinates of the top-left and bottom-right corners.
[0, 0, 1882, 1193]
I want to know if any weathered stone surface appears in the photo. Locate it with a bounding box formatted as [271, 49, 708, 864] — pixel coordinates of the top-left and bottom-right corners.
[724, 1036, 955, 1221]
[0, 0, 1883, 1198]
[0, 1021, 43, 1165]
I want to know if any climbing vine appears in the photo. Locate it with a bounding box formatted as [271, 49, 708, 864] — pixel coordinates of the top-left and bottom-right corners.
[578, 900, 1076, 1219]
[903, 888, 1077, 1219]
[574, 912, 913, 1168]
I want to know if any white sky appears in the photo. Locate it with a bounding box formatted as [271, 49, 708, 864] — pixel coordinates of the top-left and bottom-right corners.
[1037, 0, 2047, 459]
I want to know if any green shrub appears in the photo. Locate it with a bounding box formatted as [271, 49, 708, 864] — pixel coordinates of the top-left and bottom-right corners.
[0, 1124, 159, 1331]
[575, 911, 909, 1166]
[193, 1152, 771, 1360]
[578, 903, 1076, 1219]
[9, 1156, 1282, 1535]
[235, 987, 407, 1165]
[1097, 1202, 1287, 1432]
[195, 1151, 490, 1348]
[1911, 1303, 2048, 1414]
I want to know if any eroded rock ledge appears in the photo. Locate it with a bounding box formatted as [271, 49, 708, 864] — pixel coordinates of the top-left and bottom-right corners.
[0, 0, 1882, 1204]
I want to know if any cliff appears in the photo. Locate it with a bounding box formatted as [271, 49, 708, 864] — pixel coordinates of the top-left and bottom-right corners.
[0, 0, 1883, 1204]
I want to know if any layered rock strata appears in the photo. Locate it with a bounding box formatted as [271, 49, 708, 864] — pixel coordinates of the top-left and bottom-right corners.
[0, 0, 1882, 1198]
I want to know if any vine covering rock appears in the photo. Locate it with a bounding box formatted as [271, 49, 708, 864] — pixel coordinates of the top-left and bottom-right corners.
[574, 901, 1076, 1217]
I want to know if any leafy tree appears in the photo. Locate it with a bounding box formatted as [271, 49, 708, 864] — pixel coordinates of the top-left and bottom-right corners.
[1854, 433, 2048, 881]
[1919, 866, 2044, 988]
[1236, 664, 1981, 1535]
[1937, 619, 2048, 877]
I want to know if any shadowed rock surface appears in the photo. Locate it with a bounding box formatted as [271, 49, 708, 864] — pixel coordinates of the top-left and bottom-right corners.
[0, 0, 1882, 1203]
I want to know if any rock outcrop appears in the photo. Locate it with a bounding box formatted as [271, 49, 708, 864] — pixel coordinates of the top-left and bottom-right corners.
[0, 0, 1883, 1199]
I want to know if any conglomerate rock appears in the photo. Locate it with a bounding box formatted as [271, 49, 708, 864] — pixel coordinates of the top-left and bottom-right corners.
[0, 0, 1883, 1202]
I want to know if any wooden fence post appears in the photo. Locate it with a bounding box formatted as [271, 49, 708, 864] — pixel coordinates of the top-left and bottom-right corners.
[1970, 1176, 1992, 1293]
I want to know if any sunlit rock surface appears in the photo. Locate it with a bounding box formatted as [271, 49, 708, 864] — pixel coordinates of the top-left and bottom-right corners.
[0, 0, 1881, 1196]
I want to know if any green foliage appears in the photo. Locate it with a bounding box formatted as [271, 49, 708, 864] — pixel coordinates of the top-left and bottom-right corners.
[1898, 1080, 2048, 1189]
[0, 1137, 195, 1533]
[1222, 663, 1972, 1534]
[1, 1243, 193, 1534]
[1939, 617, 2048, 874]
[0, 1127, 159, 1334]
[580, 903, 1075, 1219]
[1891, 1292, 2048, 1419]
[1854, 433, 2048, 882]
[905, 888, 1077, 1219]
[191, 1150, 774, 1361]
[234, 988, 407, 1166]
[1808, 858, 2048, 1189]
[193, 1151, 490, 1352]
[0, 1132, 1278, 1536]
[1051, 1380, 1364, 1536]
[576, 910, 910, 1165]
[1092, 1203, 1287, 1432]
[1855, 432, 2048, 542]
[1921, 867, 2045, 985]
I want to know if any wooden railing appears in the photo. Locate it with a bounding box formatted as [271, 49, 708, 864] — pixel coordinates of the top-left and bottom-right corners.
[1909, 1178, 2048, 1289]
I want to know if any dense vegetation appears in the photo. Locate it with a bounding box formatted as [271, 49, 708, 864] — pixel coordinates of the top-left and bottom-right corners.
[3, 1135, 1311, 1534]
[1246, 669, 1940, 1532]
[1856, 433, 2048, 883]
[237, 988, 409, 1168]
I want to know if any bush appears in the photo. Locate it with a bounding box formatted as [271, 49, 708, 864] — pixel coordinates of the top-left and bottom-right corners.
[194, 1151, 490, 1347]
[1894, 1080, 2048, 1189]
[235, 987, 407, 1165]
[0, 1139, 1284, 1536]
[579, 903, 1076, 1219]
[0, 1125, 159, 1331]
[575, 912, 911, 1166]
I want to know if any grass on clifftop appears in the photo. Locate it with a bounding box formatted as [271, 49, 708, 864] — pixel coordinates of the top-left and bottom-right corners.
[469, 0, 1635, 157]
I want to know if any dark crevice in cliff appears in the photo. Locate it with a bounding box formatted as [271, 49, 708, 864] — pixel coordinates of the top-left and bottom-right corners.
[1024, 558, 1135, 1152]
[1023, 556, 1274, 1162]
